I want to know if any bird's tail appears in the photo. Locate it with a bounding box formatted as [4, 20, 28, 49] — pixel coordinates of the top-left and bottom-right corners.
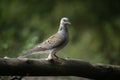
[17, 47, 48, 58]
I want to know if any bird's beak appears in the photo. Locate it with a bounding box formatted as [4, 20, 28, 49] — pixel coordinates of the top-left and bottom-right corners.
[68, 22, 71, 25]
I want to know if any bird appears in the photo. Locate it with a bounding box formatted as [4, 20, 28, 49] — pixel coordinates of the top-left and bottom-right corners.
[18, 17, 71, 60]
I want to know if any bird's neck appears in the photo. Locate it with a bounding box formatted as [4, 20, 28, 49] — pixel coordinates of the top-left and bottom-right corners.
[58, 24, 68, 35]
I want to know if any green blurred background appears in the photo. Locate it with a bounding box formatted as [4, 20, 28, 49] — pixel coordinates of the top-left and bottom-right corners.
[0, 0, 120, 65]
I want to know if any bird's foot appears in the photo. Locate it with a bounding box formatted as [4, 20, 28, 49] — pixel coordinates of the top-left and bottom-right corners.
[46, 53, 57, 60]
[45, 57, 57, 61]
[46, 54, 66, 63]
[45, 56, 66, 63]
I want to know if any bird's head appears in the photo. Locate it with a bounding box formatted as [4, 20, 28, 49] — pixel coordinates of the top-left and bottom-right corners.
[60, 17, 71, 25]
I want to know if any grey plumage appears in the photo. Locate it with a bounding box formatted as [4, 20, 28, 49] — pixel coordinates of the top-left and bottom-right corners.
[19, 17, 71, 60]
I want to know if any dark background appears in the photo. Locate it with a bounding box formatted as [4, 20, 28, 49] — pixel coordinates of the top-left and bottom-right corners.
[0, 0, 120, 79]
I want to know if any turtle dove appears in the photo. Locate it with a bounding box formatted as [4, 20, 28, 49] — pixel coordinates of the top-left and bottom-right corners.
[19, 17, 71, 60]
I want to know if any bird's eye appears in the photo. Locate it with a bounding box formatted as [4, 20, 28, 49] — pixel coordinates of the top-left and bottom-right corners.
[63, 19, 67, 22]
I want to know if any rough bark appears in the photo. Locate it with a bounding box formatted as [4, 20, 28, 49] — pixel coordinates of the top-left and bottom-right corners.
[0, 58, 120, 80]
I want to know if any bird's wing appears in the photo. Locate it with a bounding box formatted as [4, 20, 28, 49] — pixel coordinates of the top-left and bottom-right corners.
[39, 33, 66, 49]
[26, 33, 65, 54]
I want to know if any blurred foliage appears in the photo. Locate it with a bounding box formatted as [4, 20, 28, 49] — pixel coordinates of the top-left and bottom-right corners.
[0, 0, 120, 65]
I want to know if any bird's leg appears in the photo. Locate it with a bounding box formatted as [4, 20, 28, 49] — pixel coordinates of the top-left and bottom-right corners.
[54, 52, 66, 61]
[53, 53, 59, 59]
[46, 52, 58, 60]
[47, 53, 53, 60]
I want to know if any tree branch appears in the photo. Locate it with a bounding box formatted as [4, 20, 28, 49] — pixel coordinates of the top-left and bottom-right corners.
[0, 58, 120, 80]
